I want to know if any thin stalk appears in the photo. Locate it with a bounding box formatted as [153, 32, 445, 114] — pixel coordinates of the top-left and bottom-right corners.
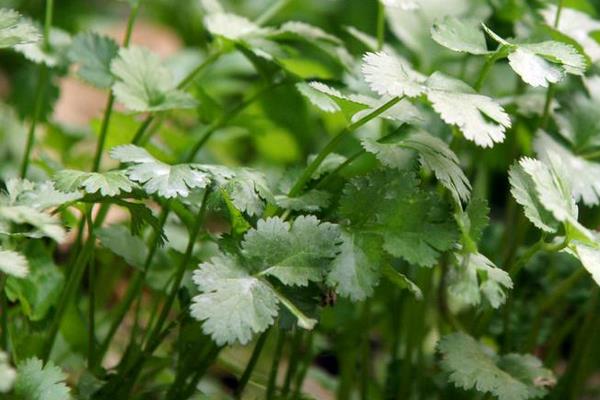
[281, 330, 303, 398]
[0, 274, 7, 350]
[474, 50, 504, 91]
[235, 329, 271, 398]
[360, 301, 372, 400]
[177, 344, 222, 399]
[143, 189, 211, 351]
[288, 96, 402, 198]
[266, 330, 285, 400]
[96, 207, 170, 363]
[376, 1, 385, 51]
[43, 0, 54, 50]
[291, 332, 314, 399]
[255, 0, 293, 25]
[539, 0, 564, 129]
[43, 220, 96, 363]
[86, 209, 97, 370]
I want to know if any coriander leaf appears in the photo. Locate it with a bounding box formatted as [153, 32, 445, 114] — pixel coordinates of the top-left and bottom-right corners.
[381, 264, 423, 299]
[449, 251, 512, 308]
[327, 231, 382, 301]
[0, 351, 16, 393]
[466, 196, 489, 243]
[0, 248, 29, 278]
[68, 32, 119, 88]
[0, 8, 40, 48]
[223, 168, 273, 216]
[278, 21, 341, 45]
[14, 27, 71, 67]
[110, 46, 197, 112]
[0, 205, 66, 243]
[509, 161, 559, 233]
[97, 225, 148, 269]
[425, 72, 511, 148]
[534, 131, 600, 206]
[380, 0, 419, 10]
[507, 48, 563, 88]
[438, 333, 555, 400]
[568, 242, 600, 286]
[111, 145, 210, 198]
[53, 169, 134, 197]
[204, 12, 266, 41]
[191, 254, 279, 346]
[361, 51, 426, 98]
[3, 179, 81, 210]
[275, 190, 331, 212]
[14, 358, 71, 400]
[431, 16, 489, 55]
[242, 216, 341, 286]
[296, 82, 341, 113]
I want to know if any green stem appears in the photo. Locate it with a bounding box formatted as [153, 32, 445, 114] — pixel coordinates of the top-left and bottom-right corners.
[43, 0, 54, 51]
[291, 332, 314, 399]
[91, 2, 140, 172]
[235, 329, 271, 398]
[255, 0, 293, 25]
[43, 219, 96, 363]
[96, 207, 170, 364]
[266, 330, 285, 400]
[360, 301, 371, 400]
[539, 0, 564, 129]
[376, 1, 385, 51]
[143, 189, 211, 351]
[0, 274, 7, 350]
[474, 50, 504, 91]
[288, 96, 402, 198]
[281, 330, 303, 398]
[20, 66, 47, 178]
[86, 209, 97, 371]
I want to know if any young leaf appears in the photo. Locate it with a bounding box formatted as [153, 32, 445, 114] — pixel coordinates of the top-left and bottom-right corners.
[0, 351, 16, 393]
[438, 333, 555, 400]
[3, 179, 81, 210]
[242, 216, 341, 286]
[68, 32, 119, 88]
[14, 358, 71, 400]
[431, 16, 489, 54]
[425, 72, 511, 148]
[0, 205, 66, 243]
[567, 242, 600, 286]
[191, 254, 279, 346]
[275, 190, 331, 212]
[449, 251, 512, 308]
[361, 51, 427, 98]
[111, 145, 210, 198]
[0, 9, 40, 48]
[54, 169, 134, 197]
[507, 48, 563, 88]
[110, 46, 197, 112]
[222, 169, 273, 216]
[327, 231, 382, 301]
[534, 131, 600, 206]
[0, 248, 29, 278]
[15, 28, 71, 67]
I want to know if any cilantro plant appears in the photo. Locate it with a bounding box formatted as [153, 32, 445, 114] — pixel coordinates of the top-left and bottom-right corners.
[1, 0, 600, 398]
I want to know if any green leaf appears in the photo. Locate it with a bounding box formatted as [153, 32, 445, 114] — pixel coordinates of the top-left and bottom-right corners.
[431, 17, 489, 54]
[110, 46, 197, 112]
[275, 190, 331, 212]
[110, 145, 210, 198]
[425, 72, 511, 148]
[341, 170, 458, 267]
[0, 248, 29, 278]
[0, 8, 40, 48]
[0, 205, 66, 243]
[222, 168, 273, 217]
[568, 242, 600, 286]
[97, 225, 148, 269]
[534, 131, 600, 206]
[14, 28, 71, 67]
[5, 247, 64, 321]
[68, 32, 119, 88]
[14, 358, 71, 400]
[449, 251, 512, 308]
[327, 231, 382, 301]
[381, 264, 423, 299]
[363, 130, 471, 203]
[190, 254, 279, 346]
[204, 12, 267, 41]
[361, 51, 427, 98]
[53, 169, 134, 197]
[466, 196, 489, 244]
[242, 216, 341, 286]
[0, 351, 16, 393]
[438, 333, 555, 400]
[3, 179, 81, 210]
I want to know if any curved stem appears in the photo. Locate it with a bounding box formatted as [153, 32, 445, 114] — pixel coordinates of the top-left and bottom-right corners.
[474, 50, 505, 91]
[266, 330, 286, 400]
[255, 0, 293, 25]
[287, 96, 402, 198]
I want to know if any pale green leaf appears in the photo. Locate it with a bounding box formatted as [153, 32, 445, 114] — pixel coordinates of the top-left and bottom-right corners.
[191, 254, 279, 346]
[0, 351, 16, 393]
[14, 28, 71, 67]
[14, 358, 71, 400]
[431, 16, 489, 54]
[53, 169, 134, 197]
[0, 248, 29, 278]
[97, 225, 148, 269]
[0, 205, 65, 243]
[438, 333, 555, 400]
[242, 216, 341, 286]
[68, 32, 119, 88]
[275, 190, 331, 212]
[0, 9, 40, 48]
[361, 51, 427, 98]
[110, 46, 197, 112]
